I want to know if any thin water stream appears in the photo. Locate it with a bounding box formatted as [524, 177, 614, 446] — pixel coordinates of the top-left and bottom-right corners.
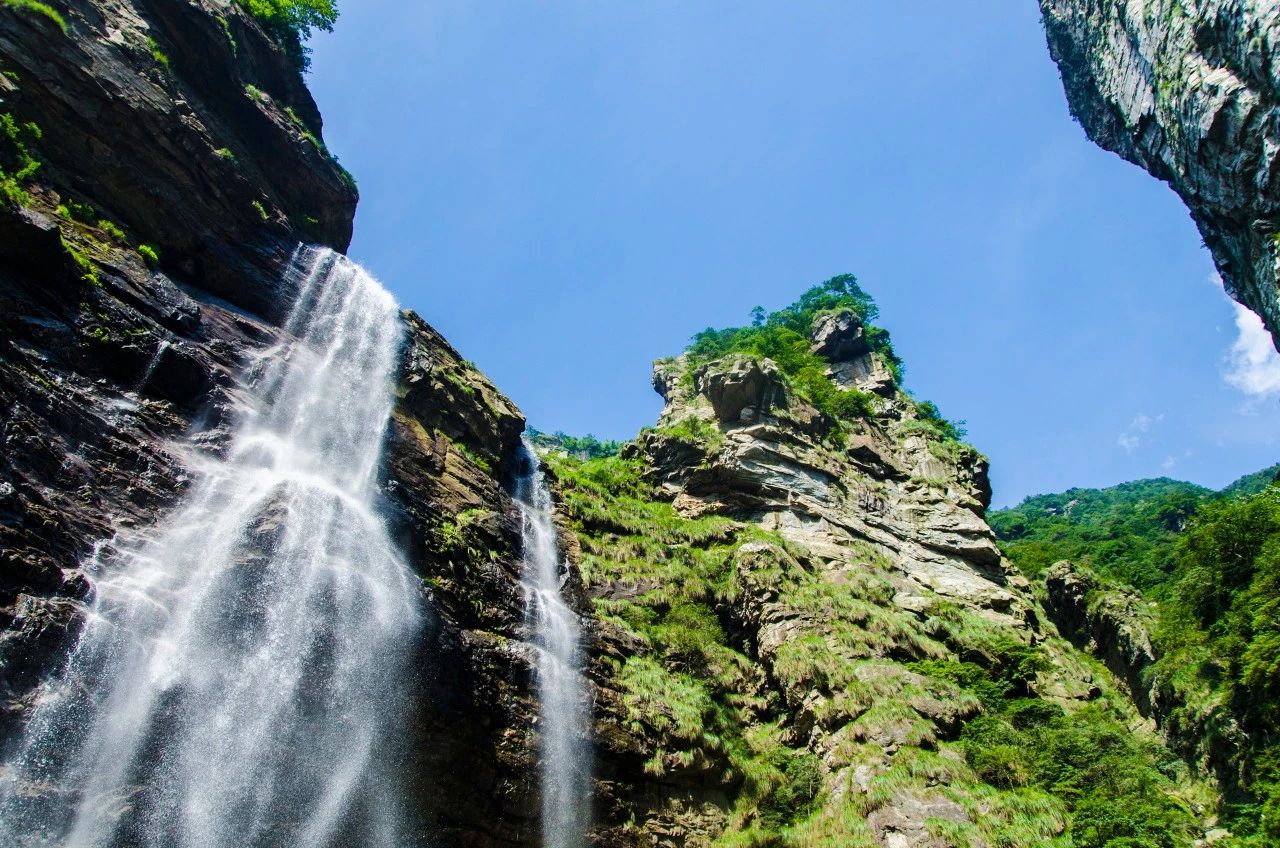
[514, 441, 592, 848]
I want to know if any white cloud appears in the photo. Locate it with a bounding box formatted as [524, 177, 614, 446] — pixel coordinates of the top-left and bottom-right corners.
[1215, 274, 1280, 397]
[1117, 413, 1161, 452]
[1162, 455, 1177, 471]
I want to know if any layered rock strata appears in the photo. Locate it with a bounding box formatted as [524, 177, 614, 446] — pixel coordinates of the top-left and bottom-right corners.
[1040, 0, 1280, 345]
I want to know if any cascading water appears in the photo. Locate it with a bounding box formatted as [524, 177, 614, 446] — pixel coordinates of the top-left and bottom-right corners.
[0, 247, 422, 848]
[514, 441, 592, 848]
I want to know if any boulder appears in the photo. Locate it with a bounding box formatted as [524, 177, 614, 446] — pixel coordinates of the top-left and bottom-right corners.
[694, 355, 786, 423]
[809, 309, 870, 362]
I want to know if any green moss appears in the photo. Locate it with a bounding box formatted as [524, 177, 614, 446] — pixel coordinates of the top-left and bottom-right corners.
[137, 243, 159, 267]
[251, 199, 270, 222]
[213, 147, 237, 162]
[60, 236, 99, 286]
[97, 219, 127, 245]
[146, 36, 170, 69]
[216, 14, 237, 54]
[244, 84, 269, 103]
[2, 0, 67, 34]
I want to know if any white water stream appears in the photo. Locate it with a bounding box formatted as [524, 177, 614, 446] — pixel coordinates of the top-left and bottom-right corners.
[0, 247, 421, 848]
[514, 441, 592, 848]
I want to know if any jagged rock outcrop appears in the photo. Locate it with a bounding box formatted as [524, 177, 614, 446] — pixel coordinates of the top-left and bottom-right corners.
[1039, 0, 1280, 346]
[1043, 560, 1159, 716]
[551, 311, 1161, 848]
[1042, 559, 1250, 794]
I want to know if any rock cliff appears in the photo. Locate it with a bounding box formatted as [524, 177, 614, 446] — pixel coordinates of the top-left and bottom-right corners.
[0, 3, 1224, 846]
[546, 306, 1203, 847]
[0, 2, 541, 843]
[1039, 0, 1280, 346]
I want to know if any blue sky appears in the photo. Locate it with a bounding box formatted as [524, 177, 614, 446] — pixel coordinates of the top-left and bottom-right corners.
[306, 1, 1280, 507]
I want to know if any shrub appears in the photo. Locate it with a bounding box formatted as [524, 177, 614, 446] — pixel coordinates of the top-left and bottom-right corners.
[237, 0, 337, 71]
[527, 428, 623, 459]
[137, 244, 159, 267]
[146, 36, 170, 69]
[0, 112, 41, 206]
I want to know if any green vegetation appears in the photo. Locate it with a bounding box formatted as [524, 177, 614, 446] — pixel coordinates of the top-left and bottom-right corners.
[550, 450, 1204, 846]
[56, 198, 94, 222]
[678, 275, 969, 451]
[993, 467, 1280, 843]
[61, 236, 99, 286]
[251, 199, 270, 222]
[244, 84, 269, 103]
[447, 435, 492, 475]
[146, 36, 170, 70]
[213, 147, 237, 162]
[284, 105, 321, 148]
[1150, 486, 1280, 845]
[991, 478, 1210, 588]
[137, 243, 159, 267]
[684, 275, 895, 428]
[97, 219, 127, 244]
[0, 112, 42, 206]
[236, 0, 337, 71]
[526, 428, 622, 459]
[2, 0, 68, 34]
[216, 14, 237, 54]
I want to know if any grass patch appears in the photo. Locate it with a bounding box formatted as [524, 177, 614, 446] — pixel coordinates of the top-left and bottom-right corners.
[2, 0, 67, 34]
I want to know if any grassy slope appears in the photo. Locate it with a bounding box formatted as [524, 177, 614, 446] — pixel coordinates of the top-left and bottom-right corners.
[552, 449, 1204, 847]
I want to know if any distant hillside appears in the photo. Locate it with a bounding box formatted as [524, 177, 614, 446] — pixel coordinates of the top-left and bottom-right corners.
[990, 465, 1279, 591]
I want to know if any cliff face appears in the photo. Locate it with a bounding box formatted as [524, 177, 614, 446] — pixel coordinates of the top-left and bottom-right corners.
[546, 314, 1194, 848]
[0, 3, 1223, 846]
[1039, 0, 1280, 346]
[1042, 560, 1253, 810]
[0, 2, 543, 843]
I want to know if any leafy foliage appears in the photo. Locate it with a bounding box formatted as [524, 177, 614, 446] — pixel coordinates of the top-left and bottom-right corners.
[1142, 485, 1280, 844]
[686, 274, 899, 381]
[237, 0, 337, 70]
[0, 112, 42, 206]
[526, 427, 622, 459]
[681, 275, 947, 434]
[991, 478, 1212, 588]
[995, 470, 1280, 842]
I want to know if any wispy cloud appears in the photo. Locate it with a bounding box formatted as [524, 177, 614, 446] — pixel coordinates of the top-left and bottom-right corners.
[1117, 412, 1161, 452]
[1215, 274, 1280, 397]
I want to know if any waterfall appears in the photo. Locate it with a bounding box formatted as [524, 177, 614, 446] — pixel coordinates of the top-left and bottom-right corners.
[514, 441, 592, 848]
[0, 247, 422, 848]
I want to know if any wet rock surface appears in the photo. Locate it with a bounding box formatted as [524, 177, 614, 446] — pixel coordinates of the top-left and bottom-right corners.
[0, 2, 541, 844]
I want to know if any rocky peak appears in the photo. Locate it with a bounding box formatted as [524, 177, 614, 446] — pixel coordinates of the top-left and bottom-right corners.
[809, 309, 870, 361]
[1040, 0, 1280, 346]
[554, 306, 1183, 845]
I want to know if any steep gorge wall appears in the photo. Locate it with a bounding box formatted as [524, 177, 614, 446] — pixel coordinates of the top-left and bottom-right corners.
[1039, 0, 1280, 346]
[0, 3, 1223, 846]
[0, 2, 546, 843]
